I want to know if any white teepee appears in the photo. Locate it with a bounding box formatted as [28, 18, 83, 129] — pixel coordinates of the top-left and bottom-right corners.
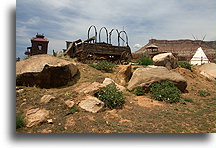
[190, 47, 209, 65]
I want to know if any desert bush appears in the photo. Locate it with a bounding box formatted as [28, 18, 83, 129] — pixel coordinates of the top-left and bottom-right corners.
[180, 97, 193, 103]
[178, 61, 192, 71]
[95, 83, 124, 109]
[182, 97, 193, 103]
[150, 80, 181, 103]
[65, 105, 79, 116]
[136, 57, 153, 66]
[198, 90, 210, 97]
[89, 60, 115, 72]
[16, 113, 25, 129]
[134, 86, 145, 96]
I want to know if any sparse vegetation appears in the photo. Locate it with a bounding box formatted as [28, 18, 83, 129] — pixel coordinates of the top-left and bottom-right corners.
[178, 61, 192, 71]
[134, 86, 145, 96]
[198, 90, 210, 97]
[180, 97, 193, 103]
[16, 58, 216, 133]
[136, 56, 153, 66]
[89, 60, 115, 72]
[150, 80, 181, 103]
[16, 113, 25, 129]
[95, 83, 124, 109]
[65, 105, 79, 116]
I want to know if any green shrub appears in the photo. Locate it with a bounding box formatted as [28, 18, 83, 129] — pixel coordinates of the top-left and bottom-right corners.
[65, 105, 79, 116]
[95, 83, 124, 109]
[89, 60, 115, 72]
[180, 97, 193, 103]
[16, 113, 25, 129]
[150, 80, 181, 103]
[178, 61, 192, 71]
[134, 86, 145, 96]
[182, 97, 193, 103]
[198, 90, 210, 97]
[136, 57, 153, 66]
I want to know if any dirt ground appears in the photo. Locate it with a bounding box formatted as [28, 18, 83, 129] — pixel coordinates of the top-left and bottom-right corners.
[16, 60, 216, 133]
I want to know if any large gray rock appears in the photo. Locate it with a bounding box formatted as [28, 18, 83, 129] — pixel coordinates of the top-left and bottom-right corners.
[115, 64, 132, 86]
[153, 53, 178, 70]
[199, 63, 216, 80]
[16, 54, 78, 88]
[25, 108, 49, 127]
[79, 96, 104, 113]
[127, 66, 187, 92]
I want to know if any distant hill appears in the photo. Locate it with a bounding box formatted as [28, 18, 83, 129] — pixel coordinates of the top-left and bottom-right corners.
[134, 39, 216, 62]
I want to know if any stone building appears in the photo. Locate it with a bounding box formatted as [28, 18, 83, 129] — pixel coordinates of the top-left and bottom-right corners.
[25, 34, 49, 56]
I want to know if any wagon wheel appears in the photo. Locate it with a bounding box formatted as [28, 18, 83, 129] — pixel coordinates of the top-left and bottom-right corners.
[120, 51, 131, 64]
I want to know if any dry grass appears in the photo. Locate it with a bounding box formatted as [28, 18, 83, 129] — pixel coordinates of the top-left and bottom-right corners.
[16, 61, 216, 133]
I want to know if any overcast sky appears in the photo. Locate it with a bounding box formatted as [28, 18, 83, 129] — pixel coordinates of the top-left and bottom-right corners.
[16, 0, 216, 58]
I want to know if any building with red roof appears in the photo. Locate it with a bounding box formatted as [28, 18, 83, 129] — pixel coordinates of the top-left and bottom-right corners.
[25, 34, 49, 56]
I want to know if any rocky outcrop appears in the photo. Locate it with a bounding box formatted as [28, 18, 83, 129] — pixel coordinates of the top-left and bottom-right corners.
[152, 53, 178, 70]
[16, 54, 78, 88]
[115, 64, 132, 86]
[79, 96, 104, 113]
[25, 108, 49, 127]
[127, 66, 187, 92]
[199, 63, 216, 80]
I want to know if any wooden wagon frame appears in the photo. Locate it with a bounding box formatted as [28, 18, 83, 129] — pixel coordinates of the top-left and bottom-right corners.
[64, 25, 132, 64]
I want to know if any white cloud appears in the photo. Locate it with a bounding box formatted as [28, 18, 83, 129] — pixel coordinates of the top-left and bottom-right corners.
[26, 16, 40, 25]
[16, 0, 216, 58]
[133, 43, 142, 48]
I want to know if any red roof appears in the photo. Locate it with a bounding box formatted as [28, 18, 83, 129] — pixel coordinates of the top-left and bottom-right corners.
[32, 38, 49, 42]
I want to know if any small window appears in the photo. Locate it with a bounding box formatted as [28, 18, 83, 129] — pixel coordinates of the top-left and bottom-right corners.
[38, 44, 42, 50]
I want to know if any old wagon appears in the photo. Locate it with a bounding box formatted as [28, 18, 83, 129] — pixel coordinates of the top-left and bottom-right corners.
[64, 25, 132, 64]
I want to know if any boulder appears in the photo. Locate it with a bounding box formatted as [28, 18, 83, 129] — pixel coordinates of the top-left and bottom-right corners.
[115, 64, 132, 86]
[79, 82, 104, 95]
[127, 66, 187, 92]
[16, 54, 78, 88]
[152, 53, 178, 70]
[79, 78, 126, 95]
[103, 78, 126, 92]
[40, 95, 55, 104]
[25, 108, 49, 127]
[79, 96, 104, 113]
[199, 63, 216, 80]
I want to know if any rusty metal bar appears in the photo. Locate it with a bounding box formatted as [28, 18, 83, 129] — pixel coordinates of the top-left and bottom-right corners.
[88, 25, 97, 43]
[119, 31, 128, 46]
[109, 29, 120, 46]
[99, 27, 108, 43]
